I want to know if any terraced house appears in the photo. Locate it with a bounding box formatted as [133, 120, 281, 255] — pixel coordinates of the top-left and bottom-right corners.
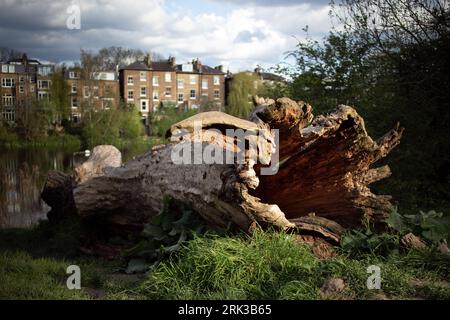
[120, 57, 225, 125]
[64, 69, 119, 123]
[0, 54, 54, 123]
[2, 54, 226, 127]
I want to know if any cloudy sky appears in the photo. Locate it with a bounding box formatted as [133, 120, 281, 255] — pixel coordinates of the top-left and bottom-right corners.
[0, 0, 333, 72]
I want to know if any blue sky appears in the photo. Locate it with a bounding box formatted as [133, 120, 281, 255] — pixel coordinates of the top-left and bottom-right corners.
[0, 0, 334, 72]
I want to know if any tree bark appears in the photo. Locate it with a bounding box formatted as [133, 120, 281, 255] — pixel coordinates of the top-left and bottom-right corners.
[42, 97, 403, 241]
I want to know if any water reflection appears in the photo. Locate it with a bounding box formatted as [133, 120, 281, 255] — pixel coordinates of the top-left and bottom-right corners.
[0, 149, 78, 228]
[0, 143, 151, 228]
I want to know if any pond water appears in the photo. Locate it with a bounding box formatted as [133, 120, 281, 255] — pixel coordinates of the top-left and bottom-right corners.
[0, 144, 151, 229]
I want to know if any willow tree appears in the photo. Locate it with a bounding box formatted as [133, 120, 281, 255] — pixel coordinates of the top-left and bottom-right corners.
[226, 72, 259, 118]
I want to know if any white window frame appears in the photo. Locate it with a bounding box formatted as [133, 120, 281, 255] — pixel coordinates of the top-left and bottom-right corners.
[2, 94, 14, 106]
[140, 71, 146, 82]
[214, 89, 220, 99]
[102, 98, 114, 110]
[71, 84, 77, 94]
[127, 76, 134, 85]
[165, 87, 172, 97]
[178, 93, 184, 102]
[153, 91, 159, 101]
[213, 76, 220, 85]
[190, 89, 196, 99]
[177, 79, 184, 89]
[127, 90, 134, 100]
[140, 99, 149, 112]
[152, 76, 159, 86]
[19, 86, 24, 94]
[38, 91, 49, 100]
[165, 72, 171, 82]
[202, 79, 208, 90]
[189, 75, 197, 85]
[71, 97, 78, 108]
[140, 86, 147, 97]
[2, 78, 15, 88]
[37, 80, 50, 90]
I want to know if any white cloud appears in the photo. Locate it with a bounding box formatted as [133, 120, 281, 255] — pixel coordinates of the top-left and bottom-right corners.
[0, 0, 333, 72]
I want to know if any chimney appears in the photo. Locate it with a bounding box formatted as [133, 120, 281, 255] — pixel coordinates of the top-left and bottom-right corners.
[168, 56, 176, 67]
[144, 54, 152, 68]
[193, 58, 202, 72]
[215, 65, 224, 73]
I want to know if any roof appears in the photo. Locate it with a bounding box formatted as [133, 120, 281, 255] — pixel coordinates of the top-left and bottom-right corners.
[201, 65, 224, 75]
[120, 61, 150, 71]
[151, 61, 174, 71]
[175, 63, 224, 74]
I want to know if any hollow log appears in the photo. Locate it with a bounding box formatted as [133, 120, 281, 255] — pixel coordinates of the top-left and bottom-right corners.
[42, 97, 403, 240]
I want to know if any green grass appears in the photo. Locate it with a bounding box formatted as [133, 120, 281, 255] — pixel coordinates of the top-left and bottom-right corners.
[0, 134, 81, 150]
[1, 224, 449, 300]
[136, 230, 450, 300]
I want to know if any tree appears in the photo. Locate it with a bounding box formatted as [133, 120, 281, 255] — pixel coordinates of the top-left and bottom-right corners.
[282, 0, 450, 212]
[226, 72, 259, 118]
[49, 69, 71, 123]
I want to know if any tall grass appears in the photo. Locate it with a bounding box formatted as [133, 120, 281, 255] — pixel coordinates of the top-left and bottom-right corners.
[137, 230, 450, 300]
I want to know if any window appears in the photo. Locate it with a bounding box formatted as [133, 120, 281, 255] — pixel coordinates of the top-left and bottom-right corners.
[72, 113, 81, 124]
[71, 84, 77, 94]
[128, 76, 134, 85]
[37, 80, 50, 89]
[2, 110, 15, 122]
[165, 87, 172, 97]
[140, 87, 147, 97]
[202, 79, 208, 90]
[1, 65, 7, 73]
[140, 72, 146, 82]
[153, 76, 159, 86]
[19, 86, 24, 94]
[214, 90, 220, 99]
[102, 98, 113, 110]
[19, 76, 25, 83]
[127, 90, 134, 100]
[69, 72, 78, 79]
[178, 93, 184, 102]
[190, 75, 197, 85]
[165, 72, 171, 82]
[213, 76, 220, 85]
[8, 65, 15, 73]
[38, 92, 49, 100]
[140, 100, 148, 112]
[190, 89, 196, 99]
[30, 86, 35, 93]
[153, 91, 159, 100]
[92, 86, 99, 98]
[83, 86, 90, 98]
[72, 97, 78, 108]
[2, 78, 15, 88]
[177, 79, 184, 88]
[2, 94, 14, 106]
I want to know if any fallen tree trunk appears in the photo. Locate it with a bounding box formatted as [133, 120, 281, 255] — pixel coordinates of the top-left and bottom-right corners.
[42, 97, 403, 241]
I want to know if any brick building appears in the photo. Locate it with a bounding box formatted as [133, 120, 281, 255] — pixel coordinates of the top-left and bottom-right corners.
[64, 69, 119, 123]
[0, 54, 53, 123]
[120, 57, 226, 124]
